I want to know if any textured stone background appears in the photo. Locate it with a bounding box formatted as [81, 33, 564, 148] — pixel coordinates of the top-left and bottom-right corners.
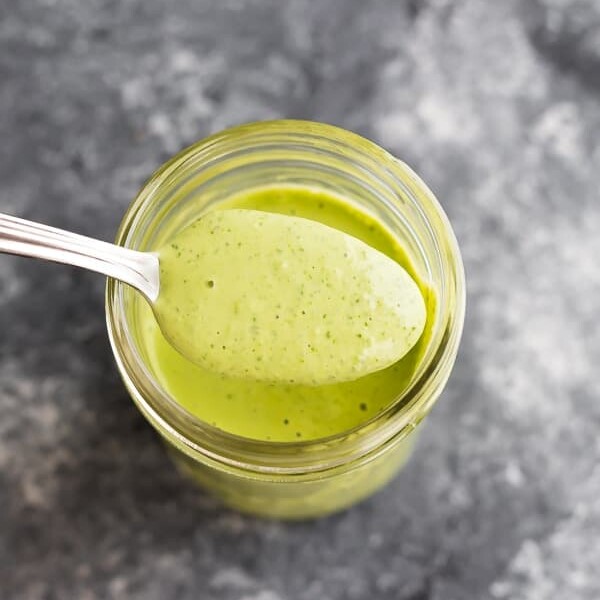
[1, 0, 600, 598]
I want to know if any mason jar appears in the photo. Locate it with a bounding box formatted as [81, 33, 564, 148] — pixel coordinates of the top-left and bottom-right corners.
[106, 120, 465, 519]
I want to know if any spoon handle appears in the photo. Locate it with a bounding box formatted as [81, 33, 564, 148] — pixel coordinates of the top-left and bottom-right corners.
[0, 213, 159, 301]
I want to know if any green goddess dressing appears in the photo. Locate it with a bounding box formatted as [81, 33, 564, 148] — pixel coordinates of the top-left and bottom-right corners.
[134, 186, 435, 441]
[155, 209, 425, 386]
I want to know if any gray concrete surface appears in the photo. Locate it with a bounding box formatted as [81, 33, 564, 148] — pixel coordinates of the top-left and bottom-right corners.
[1, 0, 600, 598]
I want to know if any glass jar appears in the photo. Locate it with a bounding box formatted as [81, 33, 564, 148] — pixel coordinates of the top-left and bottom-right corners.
[106, 120, 465, 519]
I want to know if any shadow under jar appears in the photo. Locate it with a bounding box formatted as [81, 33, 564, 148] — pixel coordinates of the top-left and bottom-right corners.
[106, 120, 465, 519]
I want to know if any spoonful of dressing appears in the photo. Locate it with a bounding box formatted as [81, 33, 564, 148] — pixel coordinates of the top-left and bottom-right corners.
[0, 209, 426, 385]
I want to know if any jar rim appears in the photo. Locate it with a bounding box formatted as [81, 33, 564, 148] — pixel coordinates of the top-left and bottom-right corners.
[106, 119, 466, 475]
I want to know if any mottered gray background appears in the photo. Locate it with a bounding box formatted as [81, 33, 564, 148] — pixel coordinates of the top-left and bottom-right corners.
[1, 1, 599, 598]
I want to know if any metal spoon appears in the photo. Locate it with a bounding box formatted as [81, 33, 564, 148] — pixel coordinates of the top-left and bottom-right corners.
[0, 211, 426, 385]
[0, 213, 159, 301]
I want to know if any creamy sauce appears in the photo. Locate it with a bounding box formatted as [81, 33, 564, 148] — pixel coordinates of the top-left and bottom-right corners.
[134, 186, 435, 441]
[155, 209, 425, 385]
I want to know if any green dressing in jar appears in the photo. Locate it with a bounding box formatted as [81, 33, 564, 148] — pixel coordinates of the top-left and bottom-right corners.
[135, 186, 436, 442]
